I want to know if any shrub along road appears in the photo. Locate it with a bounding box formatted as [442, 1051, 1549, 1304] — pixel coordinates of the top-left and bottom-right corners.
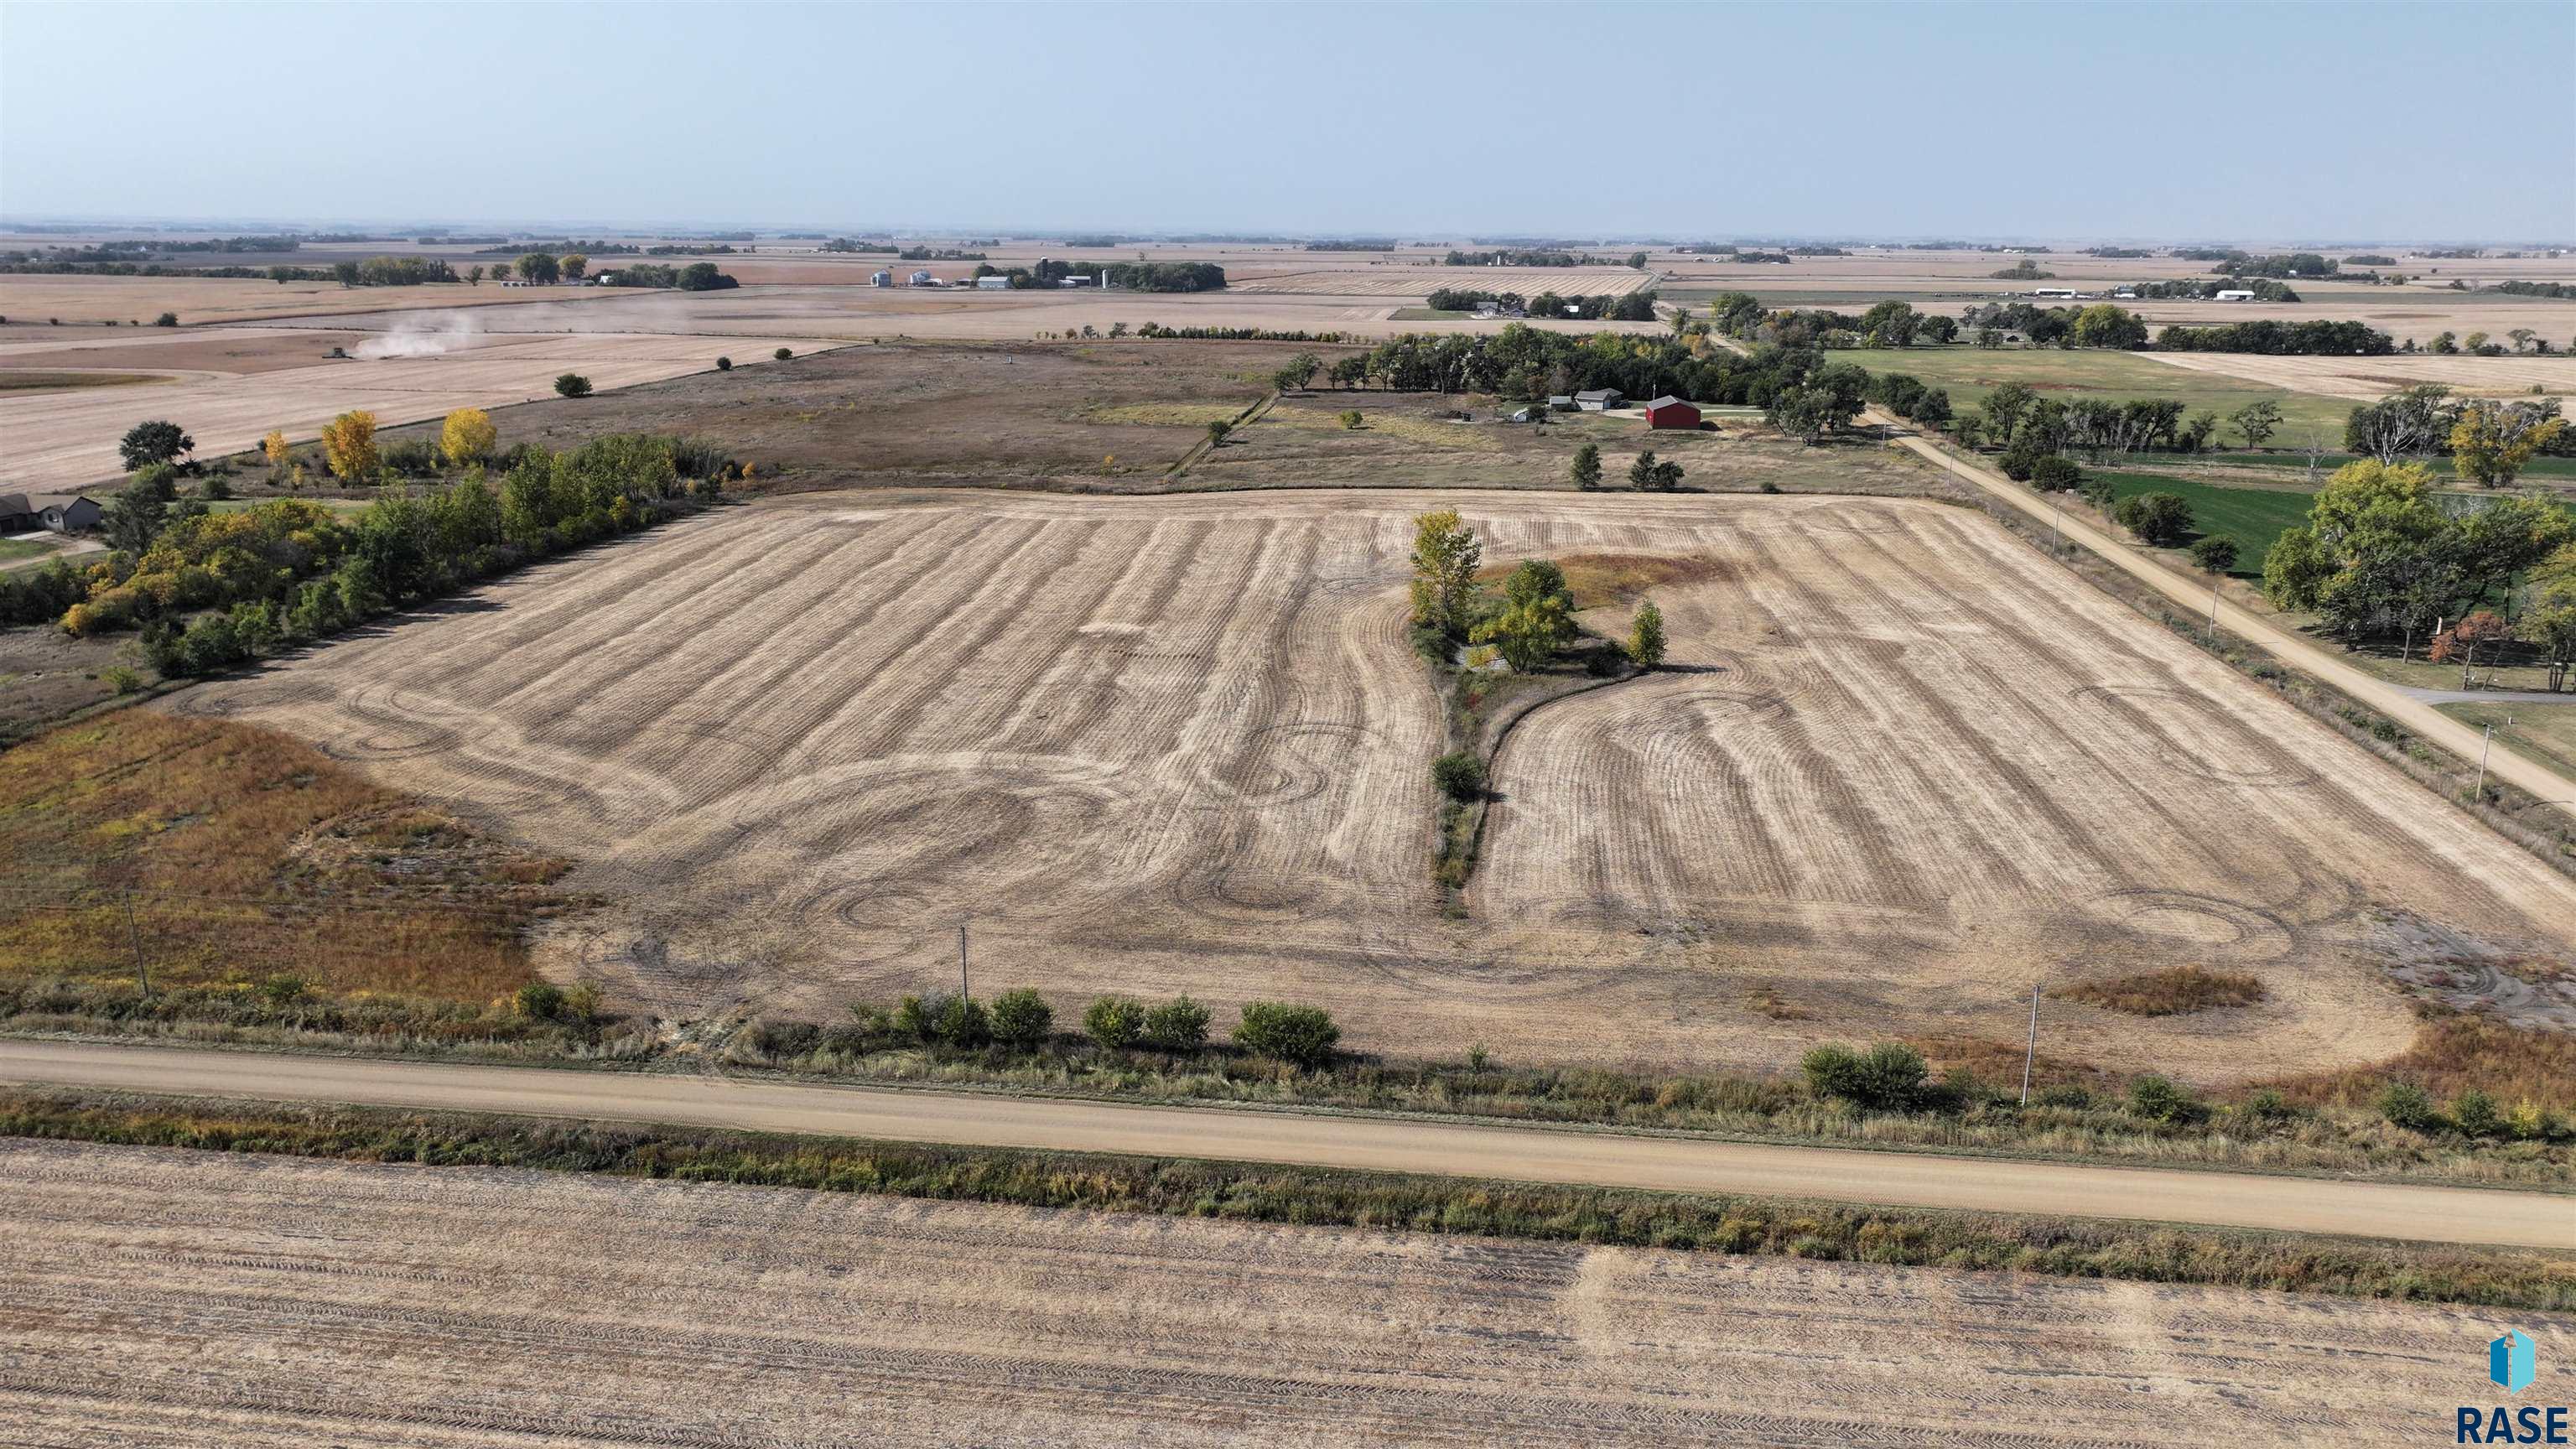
[1, 1039, 2565, 1248]
[1866, 406, 2575, 802]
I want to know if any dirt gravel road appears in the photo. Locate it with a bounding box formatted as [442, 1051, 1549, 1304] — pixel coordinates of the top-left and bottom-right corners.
[8, 1138, 2563, 1448]
[3, 1040, 2567, 1247]
[1867, 408, 2576, 804]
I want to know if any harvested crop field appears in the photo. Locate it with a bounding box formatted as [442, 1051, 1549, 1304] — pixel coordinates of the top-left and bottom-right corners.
[0, 330, 816, 491]
[160, 489, 2576, 1079]
[1227, 265, 1654, 297]
[4, 1139, 2559, 1447]
[2144, 350, 2576, 402]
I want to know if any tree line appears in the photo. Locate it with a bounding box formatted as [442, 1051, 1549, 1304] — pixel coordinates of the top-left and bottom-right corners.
[3, 430, 732, 675]
[1424, 288, 1658, 321]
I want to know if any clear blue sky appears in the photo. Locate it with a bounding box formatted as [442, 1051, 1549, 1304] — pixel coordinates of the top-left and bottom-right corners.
[3, 1, 2569, 242]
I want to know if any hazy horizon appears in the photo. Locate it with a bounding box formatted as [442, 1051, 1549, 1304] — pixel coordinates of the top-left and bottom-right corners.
[4, 0, 2573, 242]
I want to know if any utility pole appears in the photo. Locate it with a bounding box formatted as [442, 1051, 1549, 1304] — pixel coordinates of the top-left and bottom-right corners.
[2019, 983, 2039, 1106]
[958, 921, 969, 1003]
[2210, 579, 2221, 635]
[122, 890, 150, 1000]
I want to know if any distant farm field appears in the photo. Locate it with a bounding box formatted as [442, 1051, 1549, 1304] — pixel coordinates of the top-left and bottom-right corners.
[0, 330, 813, 491]
[164, 489, 2576, 1081]
[2144, 351, 2576, 402]
[1835, 346, 2355, 441]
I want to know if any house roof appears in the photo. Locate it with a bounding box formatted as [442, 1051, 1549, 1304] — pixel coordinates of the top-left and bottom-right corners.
[1644, 395, 1693, 410]
[1573, 388, 1622, 400]
[1, 491, 91, 514]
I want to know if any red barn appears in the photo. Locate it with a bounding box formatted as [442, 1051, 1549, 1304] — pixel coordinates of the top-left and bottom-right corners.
[1644, 395, 1701, 429]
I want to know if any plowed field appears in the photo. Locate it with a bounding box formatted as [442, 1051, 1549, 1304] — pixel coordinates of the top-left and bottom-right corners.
[5, 1140, 2561, 1447]
[163, 490, 2576, 1078]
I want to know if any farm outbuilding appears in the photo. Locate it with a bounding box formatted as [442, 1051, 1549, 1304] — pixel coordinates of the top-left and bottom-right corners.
[909, 270, 935, 286]
[0, 491, 101, 532]
[2215, 289, 2256, 302]
[871, 270, 893, 287]
[1644, 396, 1701, 429]
[974, 276, 1011, 290]
[1573, 388, 1624, 412]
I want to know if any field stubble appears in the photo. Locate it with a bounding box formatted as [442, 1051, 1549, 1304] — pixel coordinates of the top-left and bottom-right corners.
[153, 488, 2576, 1083]
[2, 1136, 2564, 1447]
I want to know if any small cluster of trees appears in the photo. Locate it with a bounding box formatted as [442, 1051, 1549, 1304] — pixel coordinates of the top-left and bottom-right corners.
[2346, 385, 2573, 481]
[12, 431, 730, 667]
[1422, 288, 1657, 322]
[1803, 1041, 2215, 1124]
[841, 989, 1341, 1068]
[1440, 248, 1605, 267]
[2262, 460, 2575, 663]
[1408, 511, 1663, 678]
[599, 261, 737, 291]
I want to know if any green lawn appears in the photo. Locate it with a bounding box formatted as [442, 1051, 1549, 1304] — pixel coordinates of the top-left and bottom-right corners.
[1390, 308, 1472, 321]
[0, 537, 55, 564]
[1836, 347, 2354, 443]
[2127, 449, 2576, 484]
[2091, 470, 2312, 578]
[2437, 702, 2576, 785]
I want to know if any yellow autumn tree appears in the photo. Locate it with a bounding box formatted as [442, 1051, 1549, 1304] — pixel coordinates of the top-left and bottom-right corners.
[260, 429, 289, 469]
[439, 407, 496, 465]
[319, 410, 379, 481]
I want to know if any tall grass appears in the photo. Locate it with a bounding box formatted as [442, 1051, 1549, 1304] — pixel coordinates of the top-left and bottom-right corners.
[0, 711, 566, 1002]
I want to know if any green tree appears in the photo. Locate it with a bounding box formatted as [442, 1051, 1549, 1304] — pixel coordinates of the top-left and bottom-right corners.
[2188, 535, 2240, 574]
[1472, 560, 1575, 670]
[774, 346, 793, 361]
[2127, 1075, 2203, 1124]
[99, 468, 177, 553]
[1233, 1001, 1339, 1067]
[1337, 409, 1362, 430]
[2228, 399, 2283, 449]
[1083, 995, 1147, 1049]
[554, 373, 592, 398]
[2449, 399, 2567, 487]
[988, 989, 1052, 1047]
[1800, 1042, 1927, 1111]
[1982, 381, 2037, 439]
[1205, 419, 1232, 447]
[1408, 508, 1483, 636]
[1141, 995, 1211, 1052]
[514, 252, 561, 284]
[2113, 491, 2194, 547]
[1627, 599, 1665, 667]
[1570, 441, 1602, 491]
[1431, 750, 1486, 801]
[117, 419, 194, 471]
[1626, 449, 1683, 491]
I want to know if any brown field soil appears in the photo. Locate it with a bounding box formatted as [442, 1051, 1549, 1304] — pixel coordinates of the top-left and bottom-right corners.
[156, 489, 2576, 1080]
[4, 1138, 2563, 1447]
[1228, 265, 1653, 296]
[0, 623, 133, 740]
[0, 709, 561, 1000]
[376, 339, 1304, 491]
[253, 283, 1669, 345]
[0, 322, 370, 373]
[2145, 350, 2576, 401]
[0, 330, 815, 491]
[0, 273, 636, 326]
[0, 369, 177, 393]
